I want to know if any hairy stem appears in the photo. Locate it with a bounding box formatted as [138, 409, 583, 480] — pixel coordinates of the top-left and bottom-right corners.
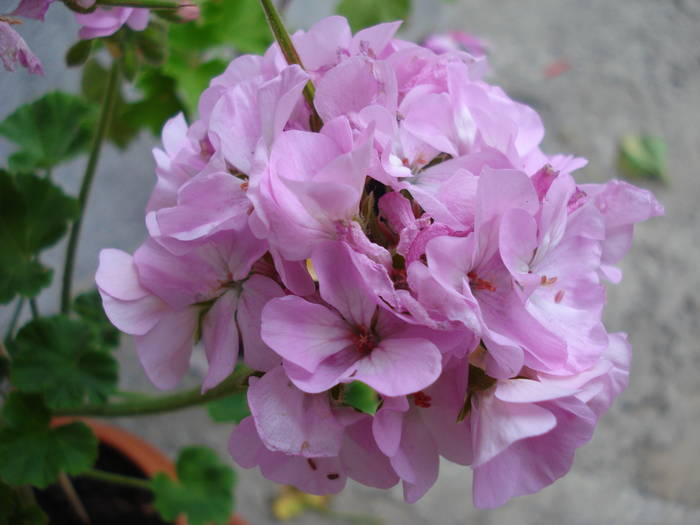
[29, 297, 39, 320]
[54, 366, 254, 417]
[96, 0, 194, 8]
[61, 61, 120, 314]
[4, 297, 24, 341]
[258, 0, 322, 131]
[82, 468, 151, 490]
[58, 473, 91, 524]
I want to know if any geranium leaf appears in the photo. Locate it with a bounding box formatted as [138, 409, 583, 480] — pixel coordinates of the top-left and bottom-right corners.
[8, 316, 118, 409]
[206, 391, 250, 423]
[0, 393, 97, 489]
[617, 134, 668, 183]
[336, 0, 411, 32]
[0, 92, 95, 172]
[73, 289, 121, 350]
[150, 446, 236, 525]
[0, 171, 78, 303]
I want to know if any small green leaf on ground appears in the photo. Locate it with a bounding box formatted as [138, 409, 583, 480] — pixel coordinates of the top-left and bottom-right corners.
[618, 134, 668, 183]
[150, 446, 236, 525]
[336, 0, 411, 32]
[0, 393, 97, 488]
[73, 289, 121, 350]
[343, 381, 380, 415]
[207, 391, 250, 423]
[0, 171, 79, 303]
[0, 92, 95, 173]
[9, 316, 118, 409]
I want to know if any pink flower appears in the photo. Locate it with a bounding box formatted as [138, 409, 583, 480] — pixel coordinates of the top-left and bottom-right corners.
[0, 20, 42, 74]
[231, 365, 398, 493]
[468, 333, 631, 508]
[96, 228, 279, 390]
[94, 14, 664, 508]
[75, 6, 149, 40]
[261, 242, 442, 397]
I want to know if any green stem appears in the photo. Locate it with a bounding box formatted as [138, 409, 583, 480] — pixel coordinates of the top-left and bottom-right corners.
[29, 298, 39, 320]
[54, 366, 253, 417]
[61, 61, 121, 314]
[82, 468, 151, 490]
[4, 297, 24, 341]
[95, 0, 194, 8]
[258, 0, 322, 131]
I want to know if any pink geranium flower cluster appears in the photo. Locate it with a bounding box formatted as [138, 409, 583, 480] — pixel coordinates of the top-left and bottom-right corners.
[97, 16, 663, 507]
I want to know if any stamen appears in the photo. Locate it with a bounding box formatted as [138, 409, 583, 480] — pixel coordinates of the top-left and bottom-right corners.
[540, 275, 558, 286]
[468, 271, 496, 292]
[555, 290, 565, 303]
[413, 391, 432, 408]
[352, 326, 377, 355]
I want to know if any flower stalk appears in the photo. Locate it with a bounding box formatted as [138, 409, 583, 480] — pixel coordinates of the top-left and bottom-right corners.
[54, 366, 254, 417]
[258, 0, 322, 131]
[82, 468, 151, 490]
[60, 61, 121, 314]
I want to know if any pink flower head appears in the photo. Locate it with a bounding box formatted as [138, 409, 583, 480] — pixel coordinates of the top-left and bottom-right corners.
[261, 242, 442, 397]
[95, 14, 663, 509]
[75, 6, 149, 40]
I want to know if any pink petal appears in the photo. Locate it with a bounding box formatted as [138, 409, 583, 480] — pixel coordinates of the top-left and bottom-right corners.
[471, 387, 557, 466]
[201, 291, 240, 392]
[350, 338, 442, 397]
[239, 275, 284, 372]
[312, 241, 377, 327]
[248, 366, 344, 457]
[134, 308, 196, 390]
[261, 296, 352, 373]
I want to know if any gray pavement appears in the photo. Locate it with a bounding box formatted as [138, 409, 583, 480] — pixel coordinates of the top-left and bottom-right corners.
[1, 1, 699, 524]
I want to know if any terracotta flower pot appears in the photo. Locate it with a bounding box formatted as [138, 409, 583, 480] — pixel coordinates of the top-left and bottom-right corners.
[52, 417, 247, 525]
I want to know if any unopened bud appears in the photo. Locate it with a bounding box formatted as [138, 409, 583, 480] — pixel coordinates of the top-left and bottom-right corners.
[178, 1, 200, 21]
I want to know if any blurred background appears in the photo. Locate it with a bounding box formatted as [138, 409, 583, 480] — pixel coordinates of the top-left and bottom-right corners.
[1, 0, 698, 523]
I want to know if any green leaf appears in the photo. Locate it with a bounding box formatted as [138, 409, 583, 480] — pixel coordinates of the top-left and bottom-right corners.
[162, 0, 272, 114]
[134, 21, 169, 67]
[0, 92, 95, 172]
[73, 290, 121, 350]
[336, 0, 411, 32]
[0, 482, 49, 525]
[206, 391, 250, 423]
[66, 40, 93, 67]
[150, 446, 236, 525]
[343, 381, 380, 415]
[9, 316, 118, 409]
[0, 393, 98, 488]
[617, 134, 668, 183]
[163, 58, 226, 115]
[123, 69, 188, 136]
[209, 0, 272, 54]
[0, 171, 79, 303]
